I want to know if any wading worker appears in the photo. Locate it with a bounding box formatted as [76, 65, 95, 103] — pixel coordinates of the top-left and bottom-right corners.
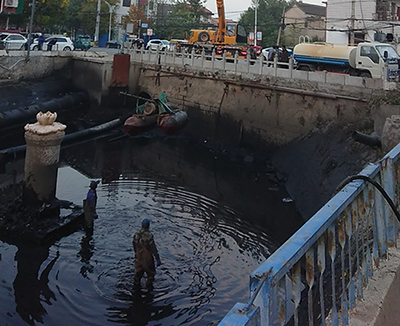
[133, 218, 161, 286]
[83, 180, 99, 228]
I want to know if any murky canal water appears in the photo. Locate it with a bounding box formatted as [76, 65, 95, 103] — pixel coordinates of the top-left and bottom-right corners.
[0, 134, 303, 326]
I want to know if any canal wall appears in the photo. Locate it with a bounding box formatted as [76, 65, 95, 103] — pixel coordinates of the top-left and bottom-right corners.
[0, 52, 72, 81]
[2, 52, 400, 325]
[68, 54, 391, 149]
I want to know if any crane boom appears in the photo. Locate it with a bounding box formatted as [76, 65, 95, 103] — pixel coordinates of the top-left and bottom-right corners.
[216, 0, 226, 43]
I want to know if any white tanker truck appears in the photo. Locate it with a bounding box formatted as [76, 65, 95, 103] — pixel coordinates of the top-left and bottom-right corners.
[293, 42, 400, 80]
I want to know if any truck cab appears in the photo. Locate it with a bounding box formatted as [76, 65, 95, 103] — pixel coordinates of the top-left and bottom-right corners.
[352, 42, 399, 79]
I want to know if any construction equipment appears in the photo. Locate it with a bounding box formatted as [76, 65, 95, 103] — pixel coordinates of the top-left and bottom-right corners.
[182, 0, 247, 56]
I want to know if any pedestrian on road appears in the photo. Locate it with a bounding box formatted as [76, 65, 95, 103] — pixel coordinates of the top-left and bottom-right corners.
[133, 218, 161, 287]
[279, 45, 289, 68]
[47, 37, 57, 51]
[83, 180, 99, 229]
[268, 45, 277, 66]
[38, 33, 45, 51]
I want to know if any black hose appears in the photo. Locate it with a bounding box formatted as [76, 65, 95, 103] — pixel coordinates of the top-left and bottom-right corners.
[336, 175, 400, 222]
[352, 131, 381, 148]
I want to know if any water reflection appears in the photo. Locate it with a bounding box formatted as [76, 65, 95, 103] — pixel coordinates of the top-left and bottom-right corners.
[1, 134, 304, 325]
[78, 231, 94, 278]
[13, 244, 58, 325]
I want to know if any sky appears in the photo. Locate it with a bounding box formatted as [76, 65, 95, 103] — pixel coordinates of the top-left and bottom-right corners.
[204, 0, 325, 21]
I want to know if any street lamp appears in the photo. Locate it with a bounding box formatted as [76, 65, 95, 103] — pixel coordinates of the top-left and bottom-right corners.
[254, 0, 258, 46]
[103, 0, 119, 42]
[94, 0, 101, 43]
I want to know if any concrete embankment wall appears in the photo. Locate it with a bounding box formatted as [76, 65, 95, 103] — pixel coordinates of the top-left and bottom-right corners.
[0, 52, 72, 81]
[135, 63, 387, 147]
[0, 52, 388, 148]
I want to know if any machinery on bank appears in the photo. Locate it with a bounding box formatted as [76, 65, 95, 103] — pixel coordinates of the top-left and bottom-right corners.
[293, 41, 400, 80]
[182, 0, 247, 57]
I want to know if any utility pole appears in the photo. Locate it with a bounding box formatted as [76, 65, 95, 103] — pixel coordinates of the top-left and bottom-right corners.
[27, 0, 36, 61]
[94, 0, 101, 44]
[276, 7, 285, 46]
[254, 0, 258, 46]
[350, 0, 355, 45]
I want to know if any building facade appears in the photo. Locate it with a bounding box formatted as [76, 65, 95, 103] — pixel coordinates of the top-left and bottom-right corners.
[326, 0, 400, 45]
[284, 2, 326, 45]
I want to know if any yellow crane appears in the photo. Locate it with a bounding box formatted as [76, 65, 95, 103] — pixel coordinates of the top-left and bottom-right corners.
[184, 0, 247, 55]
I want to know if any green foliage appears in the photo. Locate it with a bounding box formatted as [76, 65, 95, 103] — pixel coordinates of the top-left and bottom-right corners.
[152, 0, 207, 39]
[239, 0, 289, 47]
[0, 0, 118, 36]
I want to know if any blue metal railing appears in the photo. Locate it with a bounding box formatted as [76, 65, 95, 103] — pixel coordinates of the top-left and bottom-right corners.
[219, 143, 400, 326]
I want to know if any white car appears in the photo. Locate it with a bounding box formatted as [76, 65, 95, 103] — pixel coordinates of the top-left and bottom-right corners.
[146, 39, 170, 51]
[31, 35, 74, 51]
[0, 33, 27, 50]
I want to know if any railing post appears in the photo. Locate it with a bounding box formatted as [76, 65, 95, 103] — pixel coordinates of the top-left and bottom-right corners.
[289, 57, 293, 79]
[234, 51, 238, 74]
[223, 51, 226, 70]
[201, 48, 205, 68]
[191, 47, 195, 67]
[182, 48, 186, 66]
[247, 51, 250, 73]
[212, 50, 215, 70]
[172, 46, 176, 64]
[273, 56, 278, 76]
[259, 54, 263, 75]
[380, 157, 397, 245]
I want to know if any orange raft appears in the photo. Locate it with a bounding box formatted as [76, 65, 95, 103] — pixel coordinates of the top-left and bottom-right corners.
[123, 95, 188, 136]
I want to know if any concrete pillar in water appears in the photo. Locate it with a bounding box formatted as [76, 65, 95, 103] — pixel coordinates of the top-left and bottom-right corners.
[23, 111, 66, 207]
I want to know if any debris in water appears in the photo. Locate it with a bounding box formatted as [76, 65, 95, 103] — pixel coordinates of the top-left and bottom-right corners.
[282, 197, 293, 203]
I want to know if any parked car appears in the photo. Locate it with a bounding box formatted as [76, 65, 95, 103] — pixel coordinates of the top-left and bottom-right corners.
[73, 35, 91, 51]
[106, 40, 122, 49]
[0, 33, 27, 50]
[31, 35, 74, 51]
[146, 39, 170, 51]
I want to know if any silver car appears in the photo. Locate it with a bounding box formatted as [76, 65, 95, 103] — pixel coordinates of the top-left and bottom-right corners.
[0, 33, 27, 50]
[31, 35, 74, 51]
[146, 39, 170, 51]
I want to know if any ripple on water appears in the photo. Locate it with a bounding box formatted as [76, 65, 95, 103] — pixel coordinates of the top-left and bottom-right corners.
[1, 167, 276, 326]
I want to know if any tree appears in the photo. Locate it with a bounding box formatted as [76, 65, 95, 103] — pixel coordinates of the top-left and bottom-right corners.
[239, 0, 289, 47]
[151, 0, 208, 40]
[123, 4, 148, 37]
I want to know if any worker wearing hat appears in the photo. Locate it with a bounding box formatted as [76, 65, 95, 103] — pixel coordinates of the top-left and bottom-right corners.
[132, 218, 161, 287]
[83, 180, 100, 229]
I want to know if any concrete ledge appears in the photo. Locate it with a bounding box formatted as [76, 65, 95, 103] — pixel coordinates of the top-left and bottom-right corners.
[347, 242, 400, 326]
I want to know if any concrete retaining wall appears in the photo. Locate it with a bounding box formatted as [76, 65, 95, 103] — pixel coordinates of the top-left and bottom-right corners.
[136, 63, 385, 146]
[0, 52, 72, 81]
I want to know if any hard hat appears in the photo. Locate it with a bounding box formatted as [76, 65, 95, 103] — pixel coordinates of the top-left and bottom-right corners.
[142, 218, 151, 228]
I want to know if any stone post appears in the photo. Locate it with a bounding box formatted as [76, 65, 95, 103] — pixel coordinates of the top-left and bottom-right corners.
[23, 111, 66, 207]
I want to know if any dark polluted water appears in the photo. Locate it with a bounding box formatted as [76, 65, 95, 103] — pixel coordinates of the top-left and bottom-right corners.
[0, 134, 303, 326]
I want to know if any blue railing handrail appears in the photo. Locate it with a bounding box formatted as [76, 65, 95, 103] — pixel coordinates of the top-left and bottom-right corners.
[220, 142, 400, 325]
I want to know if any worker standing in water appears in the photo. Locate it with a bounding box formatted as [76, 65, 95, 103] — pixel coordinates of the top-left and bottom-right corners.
[83, 180, 100, 229]
[133, 218, 161, 287]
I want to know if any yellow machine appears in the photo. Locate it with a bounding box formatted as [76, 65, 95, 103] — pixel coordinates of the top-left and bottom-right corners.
[184, 0, 247, 54]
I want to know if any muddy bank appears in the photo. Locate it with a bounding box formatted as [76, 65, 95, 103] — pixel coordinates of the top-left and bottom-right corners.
[271, 122, 383, 220]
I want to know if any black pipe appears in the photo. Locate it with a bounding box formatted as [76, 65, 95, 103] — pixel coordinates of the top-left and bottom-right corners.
[336, 175, 400, 222]
[0, 93, 87, 129]
[352, 131, 381, 148]
[0, 117, 123, 173]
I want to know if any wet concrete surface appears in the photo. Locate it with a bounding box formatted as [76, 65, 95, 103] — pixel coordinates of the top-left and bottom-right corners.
[272, 122, 382, 219]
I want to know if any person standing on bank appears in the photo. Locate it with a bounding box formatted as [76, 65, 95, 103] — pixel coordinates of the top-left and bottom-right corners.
[47, 37, 57, 51]
[133, 218, 161, 287]
[83, 180, 99, 229]
[38, 33, 45, 51]
[279, 45, 289, 68]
